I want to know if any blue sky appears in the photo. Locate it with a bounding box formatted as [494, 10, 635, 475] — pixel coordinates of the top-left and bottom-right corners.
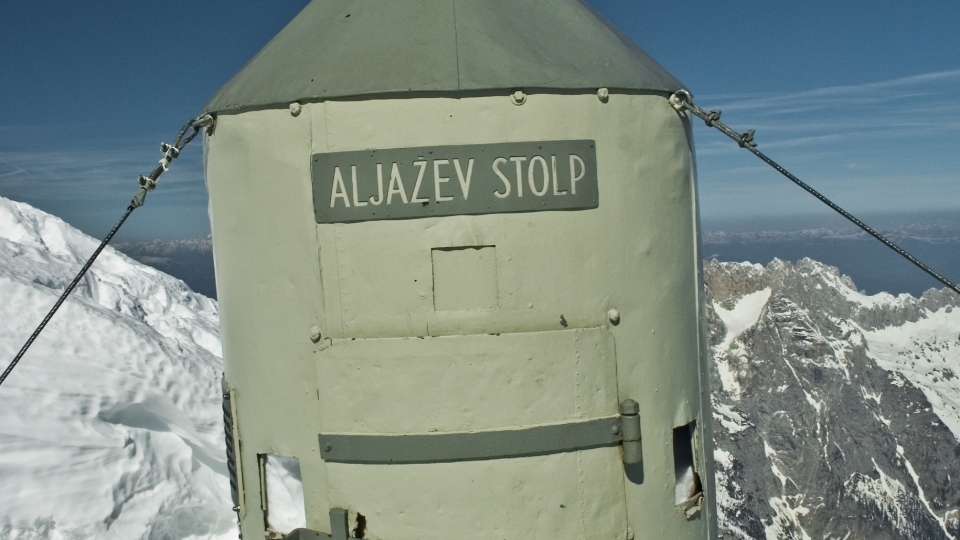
[1, 0, 958, 241]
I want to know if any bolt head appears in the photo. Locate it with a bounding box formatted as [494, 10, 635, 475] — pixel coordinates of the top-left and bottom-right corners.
[289, 102, 302, 116]
[597, 87, 610, 102]
[310, 325, 322, 343]
[324, 443, 333, 452]
[626, 527, 635, 540]
[607, 309, 621, 326]
[619, 399, 640, 415]
[510, 90, 526, 105]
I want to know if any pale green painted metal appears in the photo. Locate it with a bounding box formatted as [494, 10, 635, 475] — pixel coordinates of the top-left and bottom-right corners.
[318, 416, 621, 464]
[312, 140, 598, 223]
[203, 3, 713, 540]
[202, 0, 683, 114]
[286, 508, 355, 540]
[285, 529, 326, 540]
[206, 93, 717, 540]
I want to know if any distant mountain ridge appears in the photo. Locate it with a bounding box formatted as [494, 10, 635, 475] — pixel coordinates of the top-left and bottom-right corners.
[114, 236, 217, 298]
[115, 236, 213, 258]
[703, 223, 960, 245]
[702, 221, 960, 297]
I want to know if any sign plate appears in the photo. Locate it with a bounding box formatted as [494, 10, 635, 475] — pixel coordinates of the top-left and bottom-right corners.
[311, 140, 598, 223]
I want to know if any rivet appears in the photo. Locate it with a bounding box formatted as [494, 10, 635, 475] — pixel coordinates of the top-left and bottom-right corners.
[607, 309, 621, 326]
[310, 325, 322, 343]
[510, 90, 527, 106]
[611, 424, 620, 435]
[597, 88, 610, 102]
[289, 102, 302, 116]
[324, 443, 333, 452]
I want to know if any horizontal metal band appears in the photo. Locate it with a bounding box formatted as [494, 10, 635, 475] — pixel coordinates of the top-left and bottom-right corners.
[319, 416, 621, 464]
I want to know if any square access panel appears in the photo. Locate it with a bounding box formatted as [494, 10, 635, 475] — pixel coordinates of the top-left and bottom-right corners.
[432, 246, 499, 311]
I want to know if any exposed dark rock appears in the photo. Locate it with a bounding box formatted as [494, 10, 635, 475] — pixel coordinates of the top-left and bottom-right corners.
[707, 258, 960, 539]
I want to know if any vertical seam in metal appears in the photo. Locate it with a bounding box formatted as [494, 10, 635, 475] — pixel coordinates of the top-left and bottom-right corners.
[606, 327, 631, 533]
[688, 111, 719, 537]
[311, 103, 326, 331]
[333, 225, 347, 337]
[574, 329, 582, 418]
[319, 100, 346, 339]
[452, 0, 461, 91]
[576, 450, 587, 540]
[306, 100, 332, 531]
[322, 100, 333, 152]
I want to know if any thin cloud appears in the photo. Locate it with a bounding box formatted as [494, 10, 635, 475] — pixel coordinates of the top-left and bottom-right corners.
[700, 69, 960, 113]
[0, 145, 203, 205]
[692, 70, 960, 221]
[689, 71, 960, 163]
[0, 159, 35, 181]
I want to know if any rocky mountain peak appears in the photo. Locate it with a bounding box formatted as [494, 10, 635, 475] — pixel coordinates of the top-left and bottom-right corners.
[705, 258, 960, 539]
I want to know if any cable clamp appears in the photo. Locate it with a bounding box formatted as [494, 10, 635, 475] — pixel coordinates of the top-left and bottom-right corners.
[138, 175, 157, 191]
[738, 129, 756, 149]
[158, 142, 180, 171]
[705, 110, 722, 127]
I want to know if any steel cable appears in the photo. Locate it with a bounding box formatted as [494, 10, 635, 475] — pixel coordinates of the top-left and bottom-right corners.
[0, 116, 211, 388]
[670, 91, 960, 297]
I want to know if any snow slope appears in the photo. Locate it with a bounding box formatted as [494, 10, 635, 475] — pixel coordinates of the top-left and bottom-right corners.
[863, 308, 960, 439]
[0, 196, 235, 539]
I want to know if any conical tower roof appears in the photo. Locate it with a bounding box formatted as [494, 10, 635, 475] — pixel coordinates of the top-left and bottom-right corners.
[202, 0, 683, 114]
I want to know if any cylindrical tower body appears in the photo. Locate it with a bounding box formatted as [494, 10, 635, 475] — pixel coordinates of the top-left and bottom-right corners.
[203, 2, 717, 539]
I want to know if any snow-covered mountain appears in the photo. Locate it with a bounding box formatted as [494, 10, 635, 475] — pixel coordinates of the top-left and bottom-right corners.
[113, 238, 217, 299]
[0, 196, 235, 539]
[707, 258, 960, 539]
